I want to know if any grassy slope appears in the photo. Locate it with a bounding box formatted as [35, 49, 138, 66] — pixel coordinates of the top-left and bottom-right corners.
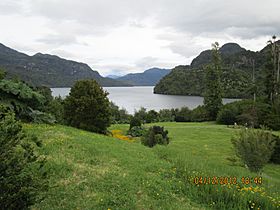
[25, 122, 280, 210]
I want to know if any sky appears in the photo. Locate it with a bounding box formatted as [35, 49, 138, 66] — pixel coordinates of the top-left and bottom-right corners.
[0, 0, 279, 76]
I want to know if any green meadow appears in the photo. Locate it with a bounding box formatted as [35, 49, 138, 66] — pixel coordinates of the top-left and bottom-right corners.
[25, 122, 280, 210]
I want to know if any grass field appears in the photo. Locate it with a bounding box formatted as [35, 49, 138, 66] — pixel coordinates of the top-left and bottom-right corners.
[25, 122, 280, 210]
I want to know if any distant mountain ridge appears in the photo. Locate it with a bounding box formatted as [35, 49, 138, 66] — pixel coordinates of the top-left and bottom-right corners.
[190, 43, 246, 68]
[154, 42, 271, 98]
[116, 68, 171, 86]
[0, 43, 131, 87]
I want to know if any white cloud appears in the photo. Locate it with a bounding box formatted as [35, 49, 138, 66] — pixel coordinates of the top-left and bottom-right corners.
[0, 0, 279, 76]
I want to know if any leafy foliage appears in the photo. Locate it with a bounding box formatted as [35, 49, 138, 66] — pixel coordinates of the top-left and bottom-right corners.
[270, 134, 280, 164]
[216, 99, 279, 130]
[231, 128, 275, 173]
[0, 79, 49, 121]
[127, 126, 146, 137]
[203, 42, 223, 120]
[158, 109, 175, 122]
[44, 96, 65, 124]
[110, 102, 131, 124]
[146, 110, 159, 123]
[141, 126, 169, 147]
[0, 105, 47, 209]
[174, 107, 192, 122]
[64, 80, 111, 134]
[129, 116, 142, 130]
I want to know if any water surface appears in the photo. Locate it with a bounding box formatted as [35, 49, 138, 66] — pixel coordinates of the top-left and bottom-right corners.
[51, 86, 238, 114]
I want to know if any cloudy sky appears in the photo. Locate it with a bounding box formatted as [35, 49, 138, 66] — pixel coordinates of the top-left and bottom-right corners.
[1, 0, 279, 76]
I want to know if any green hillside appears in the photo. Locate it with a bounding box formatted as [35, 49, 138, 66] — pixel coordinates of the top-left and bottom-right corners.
[154, 42, 272, 98]
[25, 122, 280, 210]
[0, 43, 131, 87]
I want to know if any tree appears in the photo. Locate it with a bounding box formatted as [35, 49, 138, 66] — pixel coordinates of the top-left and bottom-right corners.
[134, 107, 147, 123]
[0, 105, 47, 209]
[0, 68, 6, 80]
[64, 80, 111, 134]
[265, 36, 279, 103]
[203, 42, 223, 120]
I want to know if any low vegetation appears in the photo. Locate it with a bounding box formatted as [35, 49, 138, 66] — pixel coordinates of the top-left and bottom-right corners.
[22, 122, 280, 210]
[231, 128, 276, 173]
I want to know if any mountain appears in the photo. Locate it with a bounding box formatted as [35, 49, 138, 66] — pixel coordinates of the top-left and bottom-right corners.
[117, 68, 171, 86]
[0, 43, 131, 87]
[154, 42, 270, 98]
[106, 74, 122, 79]
[190, 43, 246, 68]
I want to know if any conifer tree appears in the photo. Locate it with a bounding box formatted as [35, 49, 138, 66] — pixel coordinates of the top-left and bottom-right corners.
[203, 42, 223, 120]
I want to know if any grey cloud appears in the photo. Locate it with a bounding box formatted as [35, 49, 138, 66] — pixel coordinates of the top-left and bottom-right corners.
[37, 34, 78, 46]
[3, 0, 280, 39]
[135, 57, 159, 69]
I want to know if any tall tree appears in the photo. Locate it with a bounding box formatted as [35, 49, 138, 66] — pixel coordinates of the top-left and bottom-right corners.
[64, 80, 111, 134]
[203, 42, 223, 120]
[265, 36, 280, 103]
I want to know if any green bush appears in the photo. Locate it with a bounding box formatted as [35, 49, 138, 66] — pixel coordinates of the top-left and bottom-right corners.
[127, 126, 146, 137]
[134, 107, 147, 123]
[45, 96, 65, 124]
[109, 102, 131, 124]
[270, 134, 280, 164]
[158, 109, 175, 122]
[0, 105, 47, 209]
[28, 109, 56, 124]
[231, 128, 275, 173]
[175, 107, 192, 122]
[64, 80, 111, 134]
[141, 126, 169, 147]
[216, 106, 239, 125]
[129, 116, 142, 130]
[190, 105, 209, 122]
[265, 98, 280, 130]
[216, 100, 272, 128]
[146, 110, 159, 123]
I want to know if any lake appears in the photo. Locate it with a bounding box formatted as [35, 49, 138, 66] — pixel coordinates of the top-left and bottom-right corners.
[51, 86, 238, 114]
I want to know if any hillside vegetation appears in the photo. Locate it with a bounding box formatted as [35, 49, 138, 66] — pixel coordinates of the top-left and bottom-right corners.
[25, 122, 280, 210]
[0, 43, 131, 87]
[154, 42, 274, 98]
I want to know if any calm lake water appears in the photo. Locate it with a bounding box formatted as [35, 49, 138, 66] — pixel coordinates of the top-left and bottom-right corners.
[51, 86, 238, 114]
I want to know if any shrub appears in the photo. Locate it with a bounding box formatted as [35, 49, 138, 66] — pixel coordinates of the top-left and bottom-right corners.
[64, 80, 111, 134]
[216, 106, 239, 125]
[146, 110, 159, 123]
[45, 96, 64, 124]
[129, 116, 142, 130]
[175, 107, 192, 122]
[141, 126, 169, 147]
[158, 109, 174, 122]
[109, 102, 131, 124]
[231, 128, 275, 173]
[0, 105, 47, 209]
[216, 100, 272, 128]
[190, 105, 209, 122]
[134, 107, 148, 123]
[270, 134, 280, 164]
[0, 79, 46, 120]
[127, 126, 146, 137]
[28, 109, 56, 124]
[264, 98, 280, 130]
